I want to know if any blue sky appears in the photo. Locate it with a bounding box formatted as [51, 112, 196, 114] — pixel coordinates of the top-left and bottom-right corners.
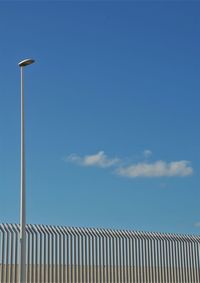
[0, 1, 200, 235]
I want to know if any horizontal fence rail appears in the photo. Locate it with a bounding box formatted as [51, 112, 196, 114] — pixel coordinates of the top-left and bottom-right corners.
[0, 224, 200, 282]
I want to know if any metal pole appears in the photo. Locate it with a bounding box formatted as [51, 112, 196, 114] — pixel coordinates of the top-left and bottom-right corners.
[20, 65, 26, 283]
[18, 58, 35, 283]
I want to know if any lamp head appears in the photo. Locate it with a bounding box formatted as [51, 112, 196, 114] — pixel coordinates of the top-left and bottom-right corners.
[18, 59, 35, 67]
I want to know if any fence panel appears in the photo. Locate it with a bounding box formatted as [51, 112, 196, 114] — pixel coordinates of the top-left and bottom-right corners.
[0, 224, 200, 282]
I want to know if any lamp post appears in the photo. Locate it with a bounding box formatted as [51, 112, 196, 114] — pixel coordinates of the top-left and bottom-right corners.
[18, 59, 35, 283]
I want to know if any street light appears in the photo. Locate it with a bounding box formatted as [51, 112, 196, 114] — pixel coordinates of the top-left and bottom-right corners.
[18, 58, 35, 283]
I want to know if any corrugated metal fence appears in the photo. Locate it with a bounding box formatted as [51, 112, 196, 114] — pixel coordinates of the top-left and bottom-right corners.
[0, 224, 200, 282]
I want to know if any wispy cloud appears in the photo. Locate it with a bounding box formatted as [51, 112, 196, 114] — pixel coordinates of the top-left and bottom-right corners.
[117, 160, 193, 178]
[67, 151, 119, 168]
[143, 149, 152, 158]
[194, 222, 200, 228]
[66, 150, 193, 179]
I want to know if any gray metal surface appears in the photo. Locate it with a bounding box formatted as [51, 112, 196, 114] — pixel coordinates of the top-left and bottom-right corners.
[0, 223, 200, 282]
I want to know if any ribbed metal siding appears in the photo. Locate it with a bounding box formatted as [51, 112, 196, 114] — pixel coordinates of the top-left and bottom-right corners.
[0, 224, 200, 282]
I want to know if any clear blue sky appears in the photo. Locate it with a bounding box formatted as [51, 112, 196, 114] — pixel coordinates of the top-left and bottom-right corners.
[0, 1, 200, 235]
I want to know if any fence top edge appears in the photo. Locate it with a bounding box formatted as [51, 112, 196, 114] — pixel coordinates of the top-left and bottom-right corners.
[1, 223, 200, 242]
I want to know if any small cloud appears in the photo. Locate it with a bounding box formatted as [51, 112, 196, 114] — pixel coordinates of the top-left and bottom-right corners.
[143, 149, 152, 158]
[116, 160, 193, 178]
[67, 154, 81, 164]
[194, 222, 200, 228]
[67, 151, 119, 168]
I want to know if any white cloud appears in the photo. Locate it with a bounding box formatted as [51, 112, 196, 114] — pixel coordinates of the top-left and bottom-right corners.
[66, 150, 193, 179]
[117, 160, 193, 178]
[67, 151, 119, 168]
[143, 149, 152, 158]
